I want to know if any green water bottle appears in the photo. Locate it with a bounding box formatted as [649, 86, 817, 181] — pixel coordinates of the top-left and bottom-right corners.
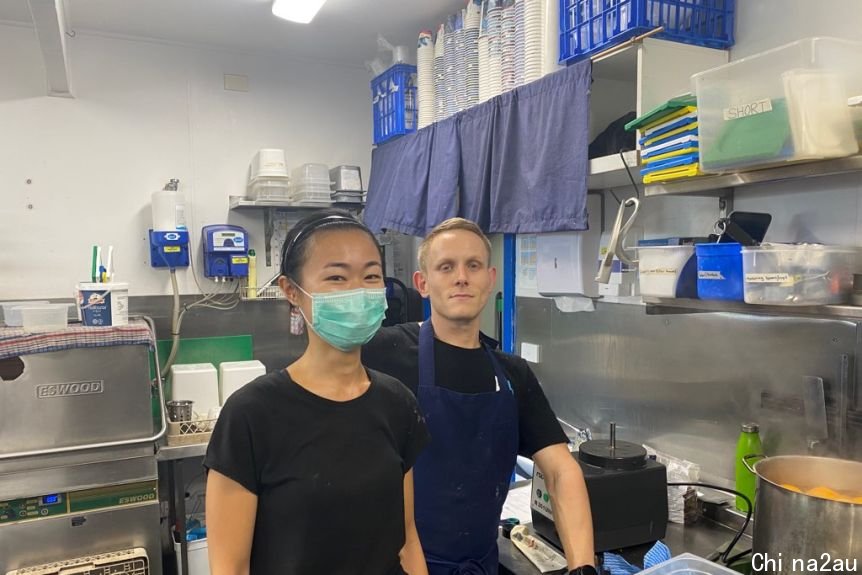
[735, 422, 762, 512]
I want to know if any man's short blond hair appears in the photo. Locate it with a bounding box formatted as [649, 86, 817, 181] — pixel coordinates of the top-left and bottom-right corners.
[418, 218, 492, 271]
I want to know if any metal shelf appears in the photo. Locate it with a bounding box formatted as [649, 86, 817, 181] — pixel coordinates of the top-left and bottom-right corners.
[644, 155, 862, 197]
[156, 442, 208, 461]
[229, 196, 363, 210]
[588, 150, 641, 190]
[643, 296, 862, 321]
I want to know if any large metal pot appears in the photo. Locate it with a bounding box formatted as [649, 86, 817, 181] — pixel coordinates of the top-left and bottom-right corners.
[746, 455, 861, 573]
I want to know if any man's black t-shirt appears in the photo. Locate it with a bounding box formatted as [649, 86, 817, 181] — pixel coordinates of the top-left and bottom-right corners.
[362, 323, 567, 458]
[204, 368, 430, 575]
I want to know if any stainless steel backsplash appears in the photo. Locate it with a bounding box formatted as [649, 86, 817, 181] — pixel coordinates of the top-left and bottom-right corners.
[515, 298, 861, 482]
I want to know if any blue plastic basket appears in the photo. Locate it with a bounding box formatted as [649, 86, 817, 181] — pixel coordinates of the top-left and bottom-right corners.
[371, 64, 418, 145]
[560, 0, 734, 63]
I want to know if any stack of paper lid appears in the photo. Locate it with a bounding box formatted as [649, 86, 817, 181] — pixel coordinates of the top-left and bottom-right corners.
[627, 95, 701, 184]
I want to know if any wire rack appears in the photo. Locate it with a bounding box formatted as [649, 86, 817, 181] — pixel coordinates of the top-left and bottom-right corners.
[166, 418, 218, 446]
[240, 285, 286, 301]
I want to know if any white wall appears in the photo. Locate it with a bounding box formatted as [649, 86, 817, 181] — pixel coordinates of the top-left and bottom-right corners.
[0, 24, 372, 298]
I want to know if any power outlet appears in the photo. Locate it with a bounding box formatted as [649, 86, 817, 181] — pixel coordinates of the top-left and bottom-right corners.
[520, 342, 541, 363]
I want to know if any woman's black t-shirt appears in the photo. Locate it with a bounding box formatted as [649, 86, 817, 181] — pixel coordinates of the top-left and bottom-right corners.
[204, 368, 430, 575]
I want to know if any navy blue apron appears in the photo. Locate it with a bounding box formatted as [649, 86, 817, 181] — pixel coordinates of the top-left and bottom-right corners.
[413, 320, 519, 575]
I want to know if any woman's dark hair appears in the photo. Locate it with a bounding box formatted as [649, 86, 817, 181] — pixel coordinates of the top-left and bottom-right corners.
[279, 209, 382, 283]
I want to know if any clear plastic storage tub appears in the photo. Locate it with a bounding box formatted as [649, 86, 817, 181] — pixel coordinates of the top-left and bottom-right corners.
[637, 553, 738, 575]
[19, 304, 71, 332]
[694, 37, 862, 173]
[248, 177, 290, 200]
[742, 244, 856, 305]
[291, 163, 330, 183]
[1, 300, 50, 326]
[637, 245, 697, 298]
[330, 165, 363, 191]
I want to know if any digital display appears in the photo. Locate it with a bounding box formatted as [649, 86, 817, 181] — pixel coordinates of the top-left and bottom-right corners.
[42, 494, 60, 505]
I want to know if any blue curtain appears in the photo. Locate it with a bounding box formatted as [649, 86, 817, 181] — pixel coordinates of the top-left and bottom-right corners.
[426, 115, 460, 233]
[365, 125, 434, 236]
[366, 59, 591, 235]
[489, 59, 591, 233]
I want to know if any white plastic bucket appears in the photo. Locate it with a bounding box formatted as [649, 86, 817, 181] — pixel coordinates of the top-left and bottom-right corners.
[76, 282, 129, 326]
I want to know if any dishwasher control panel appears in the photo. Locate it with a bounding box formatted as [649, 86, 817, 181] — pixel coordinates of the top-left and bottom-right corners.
[0, 481, 157, 525]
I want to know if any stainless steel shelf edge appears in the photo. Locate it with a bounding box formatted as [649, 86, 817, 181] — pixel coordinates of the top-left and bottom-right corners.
[643, 296, 862, 321]
[588, 150, 642, 191]
[644, 155, 862, 197]
[157, 442, 208, 461]
[229, 196, 364, 210]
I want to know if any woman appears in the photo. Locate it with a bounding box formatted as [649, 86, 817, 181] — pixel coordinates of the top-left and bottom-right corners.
[205, 210, 429, 575]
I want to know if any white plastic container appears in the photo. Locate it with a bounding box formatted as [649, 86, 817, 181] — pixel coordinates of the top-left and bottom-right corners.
[19, 304, 70, 332]
[637, 246, 696, 298]
[248, 176, 290, 200]
[219, 360, 266, 405]
[152, 187, 187, 231]
[1, 300, 49, 326]
[170, 363, 220, 417]
[637, 553, 737, 575]
[694, 37, 862, 173]
[174, 538, 210, 575]
[330, 165, 363, 191]
[742, 244, 856, 306]
[288, 183, 334, 205]
[250, 148, 287, 180]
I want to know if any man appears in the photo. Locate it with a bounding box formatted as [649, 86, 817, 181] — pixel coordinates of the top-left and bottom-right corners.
[363, 218, 595, 575]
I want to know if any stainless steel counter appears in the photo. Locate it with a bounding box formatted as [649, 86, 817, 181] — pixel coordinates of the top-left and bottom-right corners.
[499, 517, 751, 574]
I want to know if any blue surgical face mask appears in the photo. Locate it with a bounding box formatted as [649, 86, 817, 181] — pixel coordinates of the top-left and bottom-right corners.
[294, 284, 388, 352]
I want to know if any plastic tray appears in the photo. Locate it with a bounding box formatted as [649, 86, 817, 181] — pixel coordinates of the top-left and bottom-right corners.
[248, 176, 290, 200]
[637, 553, 739, 575]
[291, 163, 329, 182]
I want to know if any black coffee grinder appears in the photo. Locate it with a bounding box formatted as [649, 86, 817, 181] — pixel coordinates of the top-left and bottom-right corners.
[531, 423, 668, 552]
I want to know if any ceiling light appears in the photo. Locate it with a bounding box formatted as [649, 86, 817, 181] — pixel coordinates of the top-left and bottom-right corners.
[272, 0, 327, 24]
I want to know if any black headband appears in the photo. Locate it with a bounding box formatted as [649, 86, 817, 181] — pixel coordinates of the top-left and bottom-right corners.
[279, 214, 361, 276]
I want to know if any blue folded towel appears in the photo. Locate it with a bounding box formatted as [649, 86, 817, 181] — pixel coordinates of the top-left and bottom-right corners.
[602, 541, 672, 575]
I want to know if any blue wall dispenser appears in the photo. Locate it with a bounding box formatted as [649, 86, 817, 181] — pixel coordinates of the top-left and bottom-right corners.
[201, 224, 249, 280]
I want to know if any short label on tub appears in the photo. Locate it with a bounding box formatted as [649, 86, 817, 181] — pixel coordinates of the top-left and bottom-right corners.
[698, 271, 725, 280]
[724, 98, 773, 121]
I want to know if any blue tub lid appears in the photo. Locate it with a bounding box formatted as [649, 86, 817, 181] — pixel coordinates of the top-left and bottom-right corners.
[696, 242, 742, 256]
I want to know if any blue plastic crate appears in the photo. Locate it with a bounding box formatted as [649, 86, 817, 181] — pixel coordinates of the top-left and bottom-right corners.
[371, 64, 418, 145]
[560, 0, 734, 63]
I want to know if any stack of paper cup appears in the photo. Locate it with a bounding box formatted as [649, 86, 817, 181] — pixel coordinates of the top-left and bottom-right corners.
[453, 10, 466, 113]
[444, 15, 457, 119]
[434, 24, 446, 122]
[523, 0, 543, 84]
[417, 30, 436, 129]
[500, 0, 516, 93]
[463, 1, 481, 109]
[513, 0, 525, 87]
[486, 0, 503, 99]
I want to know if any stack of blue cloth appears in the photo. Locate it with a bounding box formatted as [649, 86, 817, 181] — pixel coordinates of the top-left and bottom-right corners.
[602, 541, 672, 575]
